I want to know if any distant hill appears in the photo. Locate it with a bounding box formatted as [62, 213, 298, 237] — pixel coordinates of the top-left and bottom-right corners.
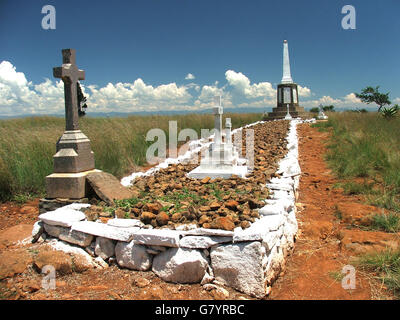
[0, 107, 271, 120]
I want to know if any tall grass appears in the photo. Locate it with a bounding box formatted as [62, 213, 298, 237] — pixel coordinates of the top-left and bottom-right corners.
[0, 113, 262, 201]
[313, 112, 400, 212]
[357, 249, 400, 298]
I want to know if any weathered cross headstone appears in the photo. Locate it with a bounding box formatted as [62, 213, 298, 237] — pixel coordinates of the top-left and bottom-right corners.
[45, 49, 97, 199]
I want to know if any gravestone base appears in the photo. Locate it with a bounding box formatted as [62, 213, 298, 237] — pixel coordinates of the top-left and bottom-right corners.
[54, 130, 95, 173]
[46, 169, 101, 200]
[187, 165, 249, 179]
[39, 197, 89, 214]
[188, 141, 249, 179]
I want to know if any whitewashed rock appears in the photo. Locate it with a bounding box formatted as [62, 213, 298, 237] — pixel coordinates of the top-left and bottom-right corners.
[132, 229, 181, 247]
[71, 221, 140, 242]
[95, 237, 116, 259]
[201, 271, 214, 285]
[94, 256, 109, 269]
[39, 208, 86, 227]
[211, 241, 267, 298]
[107, 218, 144, 228]
[264, 198, 294, 213]
[32, 221, 44, 243]
[258, 204, 284, 216]
[233, 215, 284, 242]
[115, 241, 152, 271]
[152, 248, 209, 283]
[179, 236, 232, 249]
[63, 203, 91, 211]
[47, 239, 96, 268]
[265, 183, 293, 192]
[183, 228, 234, 237]
[262, 229, 283, 251]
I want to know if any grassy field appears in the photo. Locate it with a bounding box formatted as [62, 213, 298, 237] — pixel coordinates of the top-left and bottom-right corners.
[313, 111, 400, 297]
[0, 113, 262, 201]
[313, 112, 400, 214]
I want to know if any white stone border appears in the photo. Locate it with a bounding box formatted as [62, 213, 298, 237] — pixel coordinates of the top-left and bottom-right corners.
[34, 119, 307, 298]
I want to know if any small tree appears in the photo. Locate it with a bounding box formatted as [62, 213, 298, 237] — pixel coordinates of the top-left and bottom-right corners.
[355, 86, 391, 112]
[323, 105, 335, 112]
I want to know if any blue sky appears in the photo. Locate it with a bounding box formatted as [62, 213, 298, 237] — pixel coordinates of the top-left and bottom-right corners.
[0, 0, 399, 116]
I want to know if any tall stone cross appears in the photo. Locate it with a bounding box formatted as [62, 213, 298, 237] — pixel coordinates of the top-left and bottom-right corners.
[53, 49, 85, 131]
[213, 95, 223, 144]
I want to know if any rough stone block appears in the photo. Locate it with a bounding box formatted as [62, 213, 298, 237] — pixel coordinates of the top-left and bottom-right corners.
[115, 241, 152, 271]
[210, 241, 267, 298]
[95, 237, 116, 260]
[152, 248, 209, 283]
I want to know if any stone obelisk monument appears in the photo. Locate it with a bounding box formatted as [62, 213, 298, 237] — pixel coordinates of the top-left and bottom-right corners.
[267, 40, 307, 120]
[45, 49, 98, 200]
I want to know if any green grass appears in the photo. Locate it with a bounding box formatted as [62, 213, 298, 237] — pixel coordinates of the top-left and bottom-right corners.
[317, 112, 400, 213]
[357, 249, 400, 298]
[370, 213, 400, 233]
[0, 113, 262, 201]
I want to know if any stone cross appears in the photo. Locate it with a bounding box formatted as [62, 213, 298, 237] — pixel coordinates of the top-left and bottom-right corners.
[213, 95, 223, 144]
[53, 49, 85, 131]
[225, 118, 232, 145]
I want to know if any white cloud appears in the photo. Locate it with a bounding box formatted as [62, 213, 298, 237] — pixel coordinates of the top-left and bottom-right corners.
[185, 73, 195, 80]
[0, 61, 194, 115]
[6, 61, 390, 116]
[225, 70, 276, 99]
[298, 85, 311, 97]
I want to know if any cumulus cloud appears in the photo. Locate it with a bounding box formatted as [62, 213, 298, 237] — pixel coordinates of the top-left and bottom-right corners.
[5, 61, 384, 116]
[185, 73, 195, 80]
[0, 61, 194, 115]
[225, 70, 276, 99]
[298, 85, 311, 97]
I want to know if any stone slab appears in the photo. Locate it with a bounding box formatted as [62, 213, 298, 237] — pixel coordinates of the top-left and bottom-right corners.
[71, 221, 140, 242]
[86, 172, 135, 205]
[179, 236, 232, 249]
[183, 228, 234, 237]
[107, 218, 144, 228]
[39, 208, 86, 227]
[43, 224, 93, 247]
[131, 229, 182, 247]
[187, 165, 248, 179]
[45, 170, 99, 199]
